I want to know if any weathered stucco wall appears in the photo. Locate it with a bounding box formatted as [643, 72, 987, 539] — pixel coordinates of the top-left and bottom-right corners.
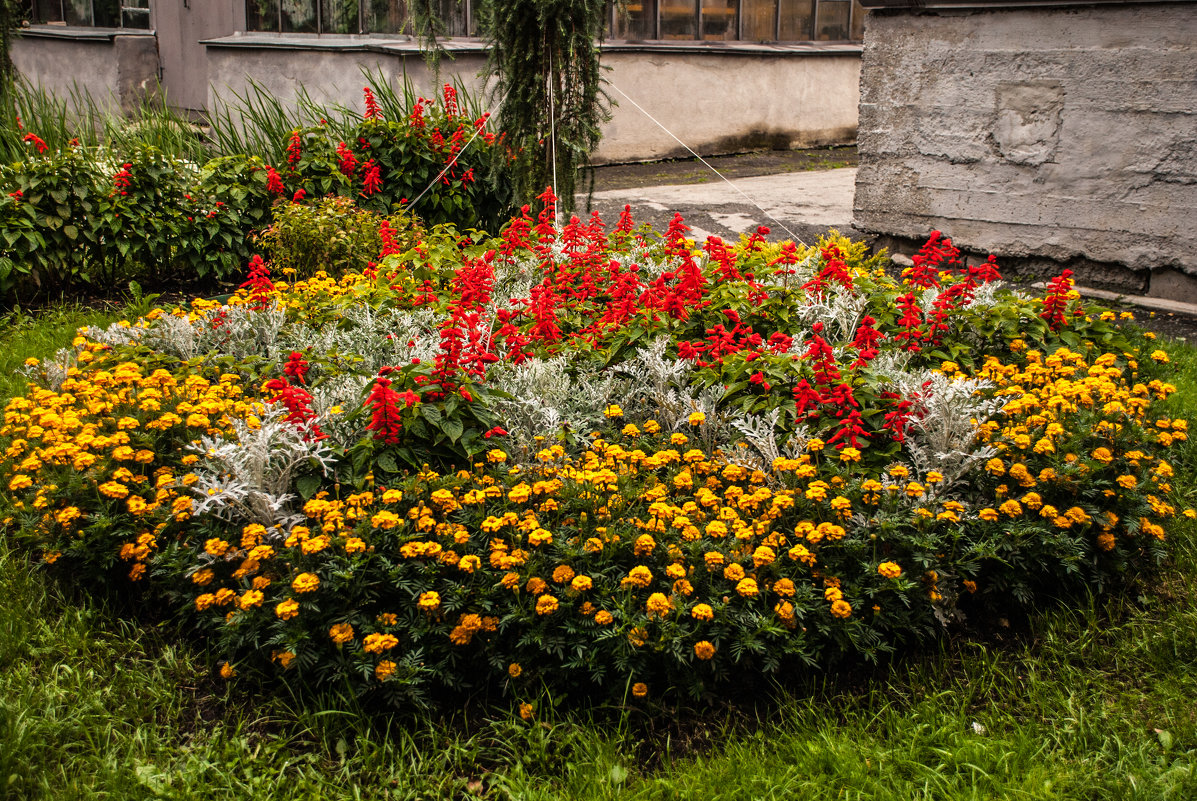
[853, 4, 1197, 295]
[204, 39, 860, 164]
[597, 48, 860, 163]
[12, 31, 160, 115]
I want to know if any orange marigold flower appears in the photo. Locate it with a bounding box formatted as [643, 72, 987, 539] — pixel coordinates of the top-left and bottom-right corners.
[275, 598, 300, 620]
[830, 599, 852, 618]
[291, 572, 320, 593]
[329, 622, 355, 644]
[418, 591, 441, 612]
[693, 640, 716, 661]
[570, 574, 593, 592]
[535, 594, 559, 615]
[735, 577, 759, 597]
[877, 561, 903, 579]
[375, 660, 397, 681]
[632, 682, 648, 698]
[646, 592, 671, 617]
[594, 610, 614, 625]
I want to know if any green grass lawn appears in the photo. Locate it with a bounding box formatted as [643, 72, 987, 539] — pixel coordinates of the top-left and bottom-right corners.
[2, 305, 1196, 800]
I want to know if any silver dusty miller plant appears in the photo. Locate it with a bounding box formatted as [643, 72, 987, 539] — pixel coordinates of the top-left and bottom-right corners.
[188, 405, 336, 531]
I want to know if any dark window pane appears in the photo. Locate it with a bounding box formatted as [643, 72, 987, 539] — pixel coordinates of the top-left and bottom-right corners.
[122, 8, 151, 29]
[247, 0, 280, 31]
[850, 0, 865, 40]
[64, 0, 92, 26]
[778, 0, 813, 41]
[700, 0, 735, 40]
[93, 0, 119, 27]
[366, 0, 410, 34]
[32, 0, 65, 24]
[612, 0, 655, 40]
[282, 0, 318, 33]
[814, 0, 849, 41]
[741, 0, 777, 42]
[322, 0, 359, 33]
[435, 0, 468, 36]
[661, 0, 697, 40]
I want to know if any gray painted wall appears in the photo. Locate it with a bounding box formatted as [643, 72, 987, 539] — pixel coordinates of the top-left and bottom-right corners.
[12, 31, 159, 115]
[853, 4, 1197, 295]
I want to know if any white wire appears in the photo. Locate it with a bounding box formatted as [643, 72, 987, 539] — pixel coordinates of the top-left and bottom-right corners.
[406, 87, 508, 212]
[548, 49, 559, 228]
[607, 81, 806, 245]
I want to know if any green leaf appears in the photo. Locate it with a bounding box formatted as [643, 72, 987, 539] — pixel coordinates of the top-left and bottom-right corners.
[296, 475, 323, 499]
[442, 418, 464, 443]
[375, 452, 400, 473]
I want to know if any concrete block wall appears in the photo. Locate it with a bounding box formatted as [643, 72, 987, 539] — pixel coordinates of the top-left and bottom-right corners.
[853, 4, 1197, 296]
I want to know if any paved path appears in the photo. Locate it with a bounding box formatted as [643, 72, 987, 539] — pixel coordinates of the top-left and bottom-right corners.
[576, 167, 859, 245]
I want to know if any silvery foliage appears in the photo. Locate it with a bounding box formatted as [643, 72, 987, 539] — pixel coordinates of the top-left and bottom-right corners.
[727, 407, 811, 485]
[188, 405, 335, 531]
[793, 288, 869, 342]
[116, 302, 289, 362]
[87, 320, 145, 349]
[22, 347, 78, 392]
[616, 338, 736, 451]
[488, 356, 615, 459]
[279, 304, 443, 375]
[887, 371, 1003, 498]
[306, 373, 373, 443]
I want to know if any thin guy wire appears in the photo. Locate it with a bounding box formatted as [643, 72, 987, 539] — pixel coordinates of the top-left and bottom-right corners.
[407, 86, 509, 212]
[607, 81, 806, 245]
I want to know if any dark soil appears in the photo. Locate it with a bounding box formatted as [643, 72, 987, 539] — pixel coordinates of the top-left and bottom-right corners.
[586, 145, 858, 192]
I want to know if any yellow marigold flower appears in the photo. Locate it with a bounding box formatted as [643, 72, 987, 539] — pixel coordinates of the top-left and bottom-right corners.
[889, 465, 909, 478]
[999, 499, 1022, 517]
[274, 650, 296, 669]
[1116, 475, 1137, 489]
[752, 545, 776, 567]
[220, 662, 236, 680]
[694, 640, 716, 661]
[838, 447, 862, 463]
[878, 561, 903, 579]
[723, 563, 745, 582]
[194, 593, 216, 611]
[905, 482, 925, 498]
[373, 660, 397, 681]
[191, 568, 215, 586]
[418, 591, 441, 612]
[688, 411, 706, 426]
[594, 610, 614, 625]
[1097, 531, 1116, 551]
[646, 592, 672, 617]
[99, 481, 130, 499]
[291, 572, 320, 594]
[506, 662, 523, 679]
[633, 533, 657, 556]
[925, 471, 944, 484]
[1151, 350, 1169, 363]
[508, 483, 532, 503]
[571, 575, 593, 592]
[363, 633, 399, 654]
[735, 577, 759, 597]
[690, 603, 715, 622]
[979, 508, 999, 522]
[519, 702, 535, 719]
[527, 528, 553, 547]
[670, 432, 688, 446]
[549, 565, 575, 585]
[622, 423, 641, 437]
[371, 510, 401, 530]
[238, 589, 264, 610]
[344, 537, 367, 555]
[327, 622, 355, 645]
[536, 594, 559, 615]
[632, 682, 648, 698]
[275, 598, 300, 620]
[830, 599, 852, 619]
[604, 404, 623, 418]
[824, 586, 843, 602]
[626, 565, 653, 588]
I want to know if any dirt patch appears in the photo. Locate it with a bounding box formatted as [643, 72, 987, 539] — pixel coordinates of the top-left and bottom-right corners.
[585, 145, 858, 193]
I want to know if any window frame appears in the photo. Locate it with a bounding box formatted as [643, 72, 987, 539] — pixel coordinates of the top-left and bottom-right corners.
[244, 0, 478, 37]
[609, 0, 864, 43]
[29, 0, 152, 29]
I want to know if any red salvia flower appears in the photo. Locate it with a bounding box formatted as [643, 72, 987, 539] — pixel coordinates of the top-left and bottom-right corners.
[111, 162, 133, 196]
[265, 165, 286, 196]
[364, 376, 405, 445]
[286, 129, 302, 169]
[361, 160, 382, 196]
[363, 87, 382, 120]
[22, 133, 48, 154]
[283, 351, 310, 384]
[1040, 269, 1074, 331]
[335, 141, 359, 176]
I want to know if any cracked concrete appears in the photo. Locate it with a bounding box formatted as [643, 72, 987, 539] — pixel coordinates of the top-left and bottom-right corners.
[576, 166, 859, 246]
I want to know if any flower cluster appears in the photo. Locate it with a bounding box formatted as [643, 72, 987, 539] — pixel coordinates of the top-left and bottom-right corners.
[1, 210, 1187, 710]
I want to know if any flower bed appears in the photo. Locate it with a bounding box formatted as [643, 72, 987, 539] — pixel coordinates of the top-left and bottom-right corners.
[1, 197, 1187, 708]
